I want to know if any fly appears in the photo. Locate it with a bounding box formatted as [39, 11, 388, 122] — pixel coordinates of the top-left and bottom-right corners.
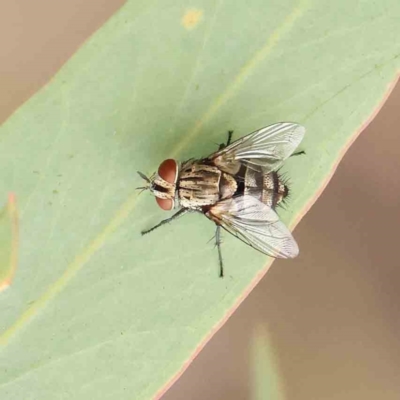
[138, 122, 305, 277]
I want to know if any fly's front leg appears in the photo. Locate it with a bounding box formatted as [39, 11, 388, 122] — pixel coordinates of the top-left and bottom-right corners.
[218, 130, 234, 151]
[215, 225, 224, 278]
[141, 208, 189, 235]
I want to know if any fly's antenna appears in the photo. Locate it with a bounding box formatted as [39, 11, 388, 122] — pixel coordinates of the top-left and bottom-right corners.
[136, 171, 151, 194]
[137, 171, 151, 183]
[136, 187, 148, 195]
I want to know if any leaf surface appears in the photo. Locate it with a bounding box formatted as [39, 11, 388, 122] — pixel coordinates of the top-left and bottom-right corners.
[0, 1, 399, 399]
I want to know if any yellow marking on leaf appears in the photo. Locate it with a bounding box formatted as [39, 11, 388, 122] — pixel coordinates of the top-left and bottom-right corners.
[174, 0, 309, 157]
[182, 9, 203, 30]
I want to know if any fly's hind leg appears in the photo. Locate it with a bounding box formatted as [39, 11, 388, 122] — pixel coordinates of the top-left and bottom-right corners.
[141, 208, 189, 235]
[218, 130, 234, 151]
[215, 225, 224, 278]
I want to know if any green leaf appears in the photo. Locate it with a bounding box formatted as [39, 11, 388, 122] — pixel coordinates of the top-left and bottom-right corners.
[0, 194, 18, 291]
[0, 1, 399, 399]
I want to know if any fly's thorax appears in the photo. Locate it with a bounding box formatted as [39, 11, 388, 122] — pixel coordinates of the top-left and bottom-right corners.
[177, 161, 236, 209]
[244, 167, 288, 209]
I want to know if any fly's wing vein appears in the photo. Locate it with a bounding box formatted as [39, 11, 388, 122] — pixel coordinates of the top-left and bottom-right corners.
[206, 195, 298, 258]
[209, 122, 305, 174]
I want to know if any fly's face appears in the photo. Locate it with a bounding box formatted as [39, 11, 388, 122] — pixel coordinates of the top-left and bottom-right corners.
[138, 159, 179, 211]
[140, 122, 306, 277]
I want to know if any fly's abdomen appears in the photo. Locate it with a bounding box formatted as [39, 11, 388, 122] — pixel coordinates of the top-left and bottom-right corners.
[244, 167, 288, 209]
[178, 163, 221, 208]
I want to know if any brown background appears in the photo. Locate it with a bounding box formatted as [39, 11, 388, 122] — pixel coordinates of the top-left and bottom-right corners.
[1, 2, 399, 399]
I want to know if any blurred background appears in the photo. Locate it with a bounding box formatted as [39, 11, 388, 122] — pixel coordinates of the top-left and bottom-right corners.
[1, 2, 399, 399]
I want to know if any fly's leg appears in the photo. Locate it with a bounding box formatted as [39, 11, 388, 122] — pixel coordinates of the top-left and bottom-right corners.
[215, 225, 224, 278]
[291, 150, 305, 157]
[141, 208, 189, 235]
[226, 130, 233, 146]
[218, 130, 234, 151]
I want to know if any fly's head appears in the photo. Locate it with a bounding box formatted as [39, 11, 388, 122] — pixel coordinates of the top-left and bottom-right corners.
[137, 159, 179, 211]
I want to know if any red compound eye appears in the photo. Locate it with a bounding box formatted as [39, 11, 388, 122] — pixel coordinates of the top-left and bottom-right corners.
[155, 159, 178, 211]
[158, 159, 178, 184]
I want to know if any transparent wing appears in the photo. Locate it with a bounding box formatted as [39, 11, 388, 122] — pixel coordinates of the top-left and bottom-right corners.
[207, 195, 299, 258]
[209, 122, 305, 175]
